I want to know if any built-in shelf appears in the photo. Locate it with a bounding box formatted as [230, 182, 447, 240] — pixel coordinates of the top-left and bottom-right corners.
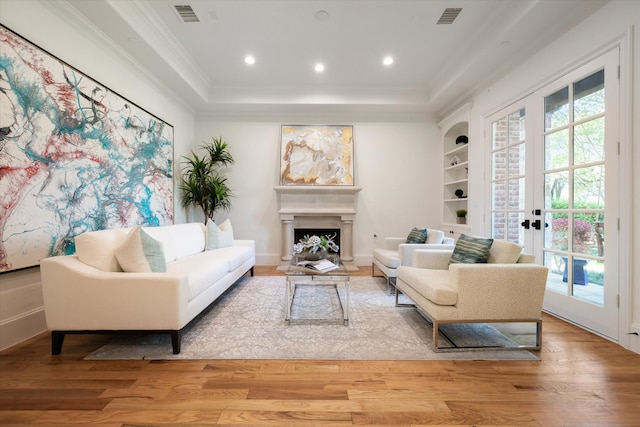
[439, 104, 471, 240]
[444, 161, 469, 172]
[445, 178, 468, 186]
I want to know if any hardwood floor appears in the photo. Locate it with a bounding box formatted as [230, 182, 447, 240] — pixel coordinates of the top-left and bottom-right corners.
[2, 266, 640, 426]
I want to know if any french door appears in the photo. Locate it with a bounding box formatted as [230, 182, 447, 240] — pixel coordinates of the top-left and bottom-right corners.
[488, 49, 619, 340]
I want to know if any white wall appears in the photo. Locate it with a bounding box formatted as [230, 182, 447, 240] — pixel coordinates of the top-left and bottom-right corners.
[194, 118, 441, 265]
[463, 0, 639, 352]
[0, 0, 196, 350]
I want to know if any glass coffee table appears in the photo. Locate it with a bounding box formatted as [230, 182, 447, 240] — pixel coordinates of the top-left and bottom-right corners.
[285, 257, 350, 325]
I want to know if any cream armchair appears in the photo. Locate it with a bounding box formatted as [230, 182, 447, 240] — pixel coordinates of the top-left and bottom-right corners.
[372, 229, 455, 289]
[395, 239, 549, 351]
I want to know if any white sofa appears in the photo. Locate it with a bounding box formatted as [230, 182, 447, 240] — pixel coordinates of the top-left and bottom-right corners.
[396, 239, 549, 351]
[40, 222, 255, 355]
[372, 229, 455, 288]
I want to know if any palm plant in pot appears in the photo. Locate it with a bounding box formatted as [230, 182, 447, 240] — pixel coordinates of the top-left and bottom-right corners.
[180, 136, 234, 224]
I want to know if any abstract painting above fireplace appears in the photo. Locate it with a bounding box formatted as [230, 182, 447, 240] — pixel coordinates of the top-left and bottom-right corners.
[279, 125, 354, 186]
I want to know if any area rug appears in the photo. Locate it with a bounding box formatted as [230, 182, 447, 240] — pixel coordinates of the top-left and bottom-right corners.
[85, 276, 538, 361]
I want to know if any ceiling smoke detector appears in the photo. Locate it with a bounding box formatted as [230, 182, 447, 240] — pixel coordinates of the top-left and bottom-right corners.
[173, 4, 200, 23]
[437, 8, 462, 24]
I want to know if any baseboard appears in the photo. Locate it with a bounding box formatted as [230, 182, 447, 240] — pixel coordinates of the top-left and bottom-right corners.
[0, 308, 47, 351]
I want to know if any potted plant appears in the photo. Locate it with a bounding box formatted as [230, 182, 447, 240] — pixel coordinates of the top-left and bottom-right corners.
[180, 136, 234, 224]
[456, 209, 467, 224]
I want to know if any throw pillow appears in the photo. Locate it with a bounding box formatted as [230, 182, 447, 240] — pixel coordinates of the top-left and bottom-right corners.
[206, 219, 234, 250]
[449, 234, 494, 264]
[115, 226, 167, 273]
[406, 227, 428, 244]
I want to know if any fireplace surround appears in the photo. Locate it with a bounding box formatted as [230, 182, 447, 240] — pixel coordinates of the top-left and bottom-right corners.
[274, 185, 362, 270]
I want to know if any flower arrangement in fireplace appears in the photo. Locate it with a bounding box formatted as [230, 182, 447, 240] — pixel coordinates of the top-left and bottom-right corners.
[293, 233, 339, 255]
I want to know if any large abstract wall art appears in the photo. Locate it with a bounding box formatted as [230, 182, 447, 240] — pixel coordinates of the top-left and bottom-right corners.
[0, 25, 174, 272]
[280, 125, 354, 186]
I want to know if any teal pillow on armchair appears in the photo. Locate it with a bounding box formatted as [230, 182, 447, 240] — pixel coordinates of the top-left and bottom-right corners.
[406, 227, 428, 244]
[449, 234, 494, 264]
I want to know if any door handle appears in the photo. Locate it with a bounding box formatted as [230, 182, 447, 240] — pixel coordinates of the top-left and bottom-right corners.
[521, 219, 530, 229]
[532, 219, 548, 230]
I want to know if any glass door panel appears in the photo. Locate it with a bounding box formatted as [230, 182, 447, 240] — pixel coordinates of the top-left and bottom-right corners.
[490, 108, 527, 246]
[538, 48, 618, 342]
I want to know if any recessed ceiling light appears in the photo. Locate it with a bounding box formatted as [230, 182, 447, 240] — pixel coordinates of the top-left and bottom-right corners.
[244, 55, 255, 65]
[383, 56, 394, 66]
[315, 63, 325, 73]
[315, 10, 330, 21]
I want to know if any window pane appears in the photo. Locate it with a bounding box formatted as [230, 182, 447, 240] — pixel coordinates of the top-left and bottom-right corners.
[572, 214, 594, 256]
[492, 118, 507, 150]
[573, 258, 604, 306]
[492, 151, 506, 180]
[574, 165, 605, 207]
[549, 213, 569, 252]
[545, 171, 569, 209]
[545, 86, 569, 131]
[508, 143, 525, 176]
[508, 177, 525, 210]
[545, 129, 569, 170]
[574, 117, 605, 165]
[544, 251, 568, 294]
[574, 69, 604, 121]
[507, 211, 524, 245]
[508, 109, 525, 143]
[492, 211, 506, 240]
[492, 181, 506, 210]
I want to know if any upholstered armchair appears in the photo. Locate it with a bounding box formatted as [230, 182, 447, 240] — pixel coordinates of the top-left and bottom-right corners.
[372, 228, 455, 289]
[395, 238, 549, 351]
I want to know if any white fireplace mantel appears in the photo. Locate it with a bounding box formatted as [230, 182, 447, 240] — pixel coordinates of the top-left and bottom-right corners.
[274, 185, 362, 270]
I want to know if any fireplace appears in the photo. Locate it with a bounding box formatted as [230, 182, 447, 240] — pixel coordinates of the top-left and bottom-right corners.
[274, 185, 362, 270]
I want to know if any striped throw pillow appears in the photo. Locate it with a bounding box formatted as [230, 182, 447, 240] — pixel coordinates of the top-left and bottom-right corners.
[406, 227, 428, 244]
[449, 234, 493, 264]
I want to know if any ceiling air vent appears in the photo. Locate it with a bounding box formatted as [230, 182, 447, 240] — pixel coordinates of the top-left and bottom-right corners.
[437, 7, 462, 24]
[174, 4, 200, 23]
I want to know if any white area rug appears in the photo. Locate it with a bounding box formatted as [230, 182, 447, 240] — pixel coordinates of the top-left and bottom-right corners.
[85, 276, 538, 361]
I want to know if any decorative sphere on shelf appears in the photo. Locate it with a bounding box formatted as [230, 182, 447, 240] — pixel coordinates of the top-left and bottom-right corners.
[455, 189, 464, 198]
[456, 135, 468, 144]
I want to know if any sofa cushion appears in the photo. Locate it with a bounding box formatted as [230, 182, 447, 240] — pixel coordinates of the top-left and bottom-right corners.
[75, 227, 130, 272]
[400, 267, 457, 306]
[449, 234, 493, 264]
[373, 248, 401, 269]
[211, 245, 254, 271]
[115, 226, 167, 273]
[207, 219, 234, 250]
[406, 227, 428, 243]
[488, 240, 523, 264]
[425, 229, 445, 244]
[167, 252, 230, 301]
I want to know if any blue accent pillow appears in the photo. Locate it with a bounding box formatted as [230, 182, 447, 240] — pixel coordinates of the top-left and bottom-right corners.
[206, 219, 234, 250]
[406, 227, 428, 244]
[115, 226, 167, 272]
[449, 234, 494, 264]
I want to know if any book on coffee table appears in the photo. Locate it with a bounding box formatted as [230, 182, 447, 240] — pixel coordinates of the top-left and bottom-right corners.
[295, 259, 339, 273]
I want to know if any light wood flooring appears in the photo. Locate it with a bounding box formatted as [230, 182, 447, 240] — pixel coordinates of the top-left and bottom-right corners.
[1, 265, 640, 426]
